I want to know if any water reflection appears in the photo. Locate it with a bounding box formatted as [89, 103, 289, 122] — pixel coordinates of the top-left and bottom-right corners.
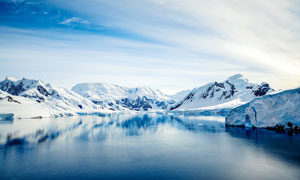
[1, 114, 300, 148]
[0, 114, 300, 180]
[226, 127, 300, 165]
[0, 114, 227, 147]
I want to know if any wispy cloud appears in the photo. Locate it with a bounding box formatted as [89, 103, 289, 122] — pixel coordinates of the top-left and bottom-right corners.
[0, 0, 300, 93]
[59, 17, 89, 25]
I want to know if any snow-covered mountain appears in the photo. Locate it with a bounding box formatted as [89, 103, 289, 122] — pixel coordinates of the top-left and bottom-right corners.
[170, 74, 274, 111]
[0, 77, 109, 119]
[226, 87, 300, 128]
[72, 83, 176, 111]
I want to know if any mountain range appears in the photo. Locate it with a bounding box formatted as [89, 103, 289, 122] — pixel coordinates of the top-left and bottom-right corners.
[0, 74, 275, 119]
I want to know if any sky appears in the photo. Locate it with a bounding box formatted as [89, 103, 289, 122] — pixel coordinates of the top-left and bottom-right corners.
[0, 0, 300, 94]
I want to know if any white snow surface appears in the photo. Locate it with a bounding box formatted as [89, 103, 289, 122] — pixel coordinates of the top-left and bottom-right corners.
[170, 89, 191, 101]
[0, 90, 57, 119]
[226, 86, 300, 128]
[171, 74, 274, 111]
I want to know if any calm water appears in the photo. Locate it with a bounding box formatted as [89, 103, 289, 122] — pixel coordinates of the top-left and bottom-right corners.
[0, 114, 299, 180]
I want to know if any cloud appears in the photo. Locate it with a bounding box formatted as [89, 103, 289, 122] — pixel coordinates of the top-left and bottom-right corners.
[59, 17, 89, 25]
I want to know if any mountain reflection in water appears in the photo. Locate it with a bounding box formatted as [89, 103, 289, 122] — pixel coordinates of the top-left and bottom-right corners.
[0, 114, 299, 180]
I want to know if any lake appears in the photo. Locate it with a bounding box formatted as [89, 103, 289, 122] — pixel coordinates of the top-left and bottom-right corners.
[0, 114, 299, 180]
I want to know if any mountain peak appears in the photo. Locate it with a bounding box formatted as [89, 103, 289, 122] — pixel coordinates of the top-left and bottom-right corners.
[4, 76, 17, 82]
[227, 74, 244, 81]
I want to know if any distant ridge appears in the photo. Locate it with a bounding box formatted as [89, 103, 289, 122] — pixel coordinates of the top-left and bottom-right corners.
[72, 82, 176, 111]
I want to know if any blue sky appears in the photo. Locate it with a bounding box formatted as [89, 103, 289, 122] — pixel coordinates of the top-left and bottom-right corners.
[0, 0, 300, 94]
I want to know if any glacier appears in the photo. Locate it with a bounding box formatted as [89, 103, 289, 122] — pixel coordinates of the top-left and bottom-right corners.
[226, 87, 300, 128]
[0, 113, 14, 121]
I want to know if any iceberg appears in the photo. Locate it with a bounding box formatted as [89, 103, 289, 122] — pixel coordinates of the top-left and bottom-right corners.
[0, 113, 14, 121]
[226, 87, 300, 129]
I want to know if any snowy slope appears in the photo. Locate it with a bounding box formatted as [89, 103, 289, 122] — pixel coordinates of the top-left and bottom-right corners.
[226, 87, 300, 128]
[170, 74, 274, 111]
[72, 83, 176, 111]
[170, 89, 191, 101]
[0, 90, 54, 119]
[0, 77, 111, 119]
